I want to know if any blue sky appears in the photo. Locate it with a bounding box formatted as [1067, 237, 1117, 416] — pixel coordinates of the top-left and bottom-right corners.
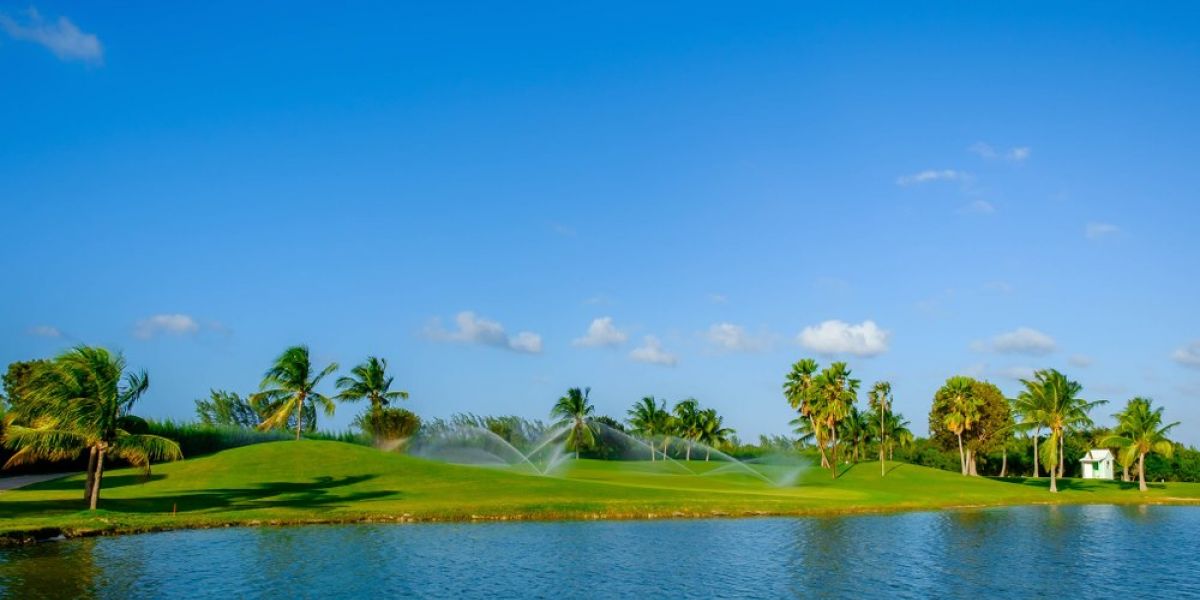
[3, 2, 1199, 443]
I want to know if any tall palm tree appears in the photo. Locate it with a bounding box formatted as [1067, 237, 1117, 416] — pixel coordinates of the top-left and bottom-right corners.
[1012, 388, 1048, 478]
[626, 396, 670, 461]
[941, 376, 980, 476]
[335, 356, 408, 428]
[251, 345, 339, 440]
[697, 408, 735, 460]
[789, 414, 816, 448]
[1018, 369, 1100, 493]
[672, 398, 703, 461]
[868, 381, 893, 476]
[784, 359, 824, 467]
[1104, 397, 1178, 492]
[551, 387, 596, 459]
[2, 346, 182, 509]
[882, 412, 913, 459]
[813, 362, 858, 478]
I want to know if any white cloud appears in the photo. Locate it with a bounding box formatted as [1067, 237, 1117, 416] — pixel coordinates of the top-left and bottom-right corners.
[1085, 222, 1120, 240]
[630, 336, 677, 366]
[134, 314, 200, 340]
[705, 323, 771, 353]
[1173, 341, 1200, 369]
[0, 9, 102, 63]
[1068, 354, 1095, 368]
[968, 142, 1030, 162]
[996, 365, 1036, 381]
[977, 327, 1057, 355]
[425, 311, 542, 354]
[798, 320, 890, 357]
[27, 325, 62, 338]
[709, 293, 728, 304]
[958, 199, 996, 215]
[508, 332, 543, 354]
[896, 169, 969, 186]
[573, 317, 627, 348]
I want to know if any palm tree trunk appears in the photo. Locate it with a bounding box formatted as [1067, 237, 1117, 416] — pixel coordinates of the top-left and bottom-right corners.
[880, 410, 886, 477]
[830, 426, 839, 478]
[89, 449, 105, 510]
[83, 446, 98, 503]
[295, 399, 303, 441]
[967, 449, 978, 476]
[1138, 453, 1147, 492]
[685, 445, 691, 461]
[1122, 463, 1129, 482]
[1033, 433, 1039, 478]
[1000, 447, 1008, 478]
[957, 432, 965, 475]
[705, 448, 710, 461]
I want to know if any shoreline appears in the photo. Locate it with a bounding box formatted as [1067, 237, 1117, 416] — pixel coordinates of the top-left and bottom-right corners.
[5, 495, 1199, 547]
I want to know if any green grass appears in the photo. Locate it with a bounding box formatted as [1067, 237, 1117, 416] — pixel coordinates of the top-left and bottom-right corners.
[2, 440, 1198, 542]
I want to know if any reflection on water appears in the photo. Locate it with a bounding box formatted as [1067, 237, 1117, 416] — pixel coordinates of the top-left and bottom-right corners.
[1, 505, 1198, 599]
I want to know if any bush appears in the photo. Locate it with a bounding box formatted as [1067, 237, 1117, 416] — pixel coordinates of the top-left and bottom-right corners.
[355, 408, 421, 440]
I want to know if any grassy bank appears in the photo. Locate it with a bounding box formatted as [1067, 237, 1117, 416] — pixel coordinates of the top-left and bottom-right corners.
[2, 440, 1199, 543]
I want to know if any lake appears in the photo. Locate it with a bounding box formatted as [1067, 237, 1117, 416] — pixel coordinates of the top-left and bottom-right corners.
[1, 505, 1197, 598]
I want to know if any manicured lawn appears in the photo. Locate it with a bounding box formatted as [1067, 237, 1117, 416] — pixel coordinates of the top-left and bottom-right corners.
[2, 440, 1198, 542]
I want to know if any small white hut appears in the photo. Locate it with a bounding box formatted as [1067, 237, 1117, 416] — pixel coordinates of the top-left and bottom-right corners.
[1080, 449, 1115, 480]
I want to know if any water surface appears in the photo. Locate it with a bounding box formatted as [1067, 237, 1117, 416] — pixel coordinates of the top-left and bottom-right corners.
[1, 505, 1197, 598]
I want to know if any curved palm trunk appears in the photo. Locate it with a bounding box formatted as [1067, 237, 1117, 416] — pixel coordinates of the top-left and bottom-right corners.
[83, 446, 98, 503]
[1000, 447, 1008, 478]
[1138, 453, 1147, 492]
[88, 449, 105, 510]
[705, 447, 710, 461]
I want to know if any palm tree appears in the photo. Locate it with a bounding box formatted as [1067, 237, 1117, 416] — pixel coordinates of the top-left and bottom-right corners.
[251, 345, 339, 440]
[941, 376, 980, 476]
[813, 362, 858, 478]
[838, 405, 872, 463]
[784, 359, 824, 467]
[2, 346, 182, 509]
[882, 412, 913, 459]
[1104, 397, 1178, 492]
[672, 399, 703, 461]
[551, 387, 596, 459]
[697, 408, 735, 460]
[1018, 369, 1101, 493]
[868, 381, 892, 476]
[789, 414, 816, 448]
[1012, 388, 1048, 478]
[335, 356, 408, 429]
[626, 396, 670, 461]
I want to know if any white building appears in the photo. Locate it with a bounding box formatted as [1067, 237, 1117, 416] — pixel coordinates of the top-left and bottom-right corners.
[1080, 449, 1115, 480]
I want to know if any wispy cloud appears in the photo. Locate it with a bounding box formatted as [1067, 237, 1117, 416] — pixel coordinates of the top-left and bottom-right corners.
[709, 293, 728, 304]
[134, 314, 201, 340]
[424, 311, 542, 354]
[995, 365, 1036, 381]
[797, 320, 889, 357]
[968, 142, 1031, 162]
[1085, 222, 1120, 240]
[630, 335, 677, 366]
[0, 8, 103, 63]
[705, 323, 773, 353]
[572, 317, 627, 348]
[27, 324, 62, 338]
[974, 326, 1057, 355]
[958, 199, 996, 215]
[1173, 341, 1200, 369]
[896, 169, 970, 186]
[1068, 354, 1095, 368]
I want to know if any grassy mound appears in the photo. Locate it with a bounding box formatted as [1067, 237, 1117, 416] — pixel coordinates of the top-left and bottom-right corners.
[2, 440, 1198, 542]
